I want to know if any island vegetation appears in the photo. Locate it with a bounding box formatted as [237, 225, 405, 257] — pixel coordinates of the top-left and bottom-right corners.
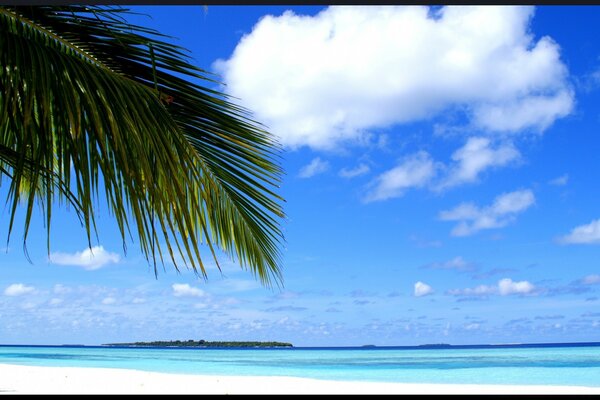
[103, 340, 293, 348]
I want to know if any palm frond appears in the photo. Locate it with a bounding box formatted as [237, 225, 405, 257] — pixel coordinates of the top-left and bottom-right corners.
[0, 6, 285, 286]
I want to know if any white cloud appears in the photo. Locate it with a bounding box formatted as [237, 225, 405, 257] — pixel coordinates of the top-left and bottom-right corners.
[582, 275, 600, 285]
[414, 281, 433, 297]
[339, 163, 370, 178]
[498, 278, 535, 295]
[439, 137, 520, 189]
[492, 190, 535, 214]
[558, 219, 600, 245]
[53, 284, 72, 294]
[549, 173, 568, 186]
[465, 323, 480, 330]
[439, 189, 535, 236]
[298, 157, 329, 178]
[49, 298, 63, 306]
[101, 297, 116, 305]
[448, 278, 535, 296]
[172, 283, 205, 298]
[132, 297, 146, 304]
[49, 246, 120, 270]
[472, 90, 572, 133]
[216, 6, 572, 150]
[365, 151, 437, 202]
[4, 283, 35, 297]
[366, 139, 520, 201]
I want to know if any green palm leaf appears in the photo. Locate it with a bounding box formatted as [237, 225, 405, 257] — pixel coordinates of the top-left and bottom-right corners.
[0, 6, 285, 286]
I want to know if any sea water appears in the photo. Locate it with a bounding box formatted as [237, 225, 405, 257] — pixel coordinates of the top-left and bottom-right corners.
[0, 344, 599, 387]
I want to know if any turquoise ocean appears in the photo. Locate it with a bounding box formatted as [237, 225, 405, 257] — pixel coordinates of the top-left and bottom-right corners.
[1, 343, 600, 387]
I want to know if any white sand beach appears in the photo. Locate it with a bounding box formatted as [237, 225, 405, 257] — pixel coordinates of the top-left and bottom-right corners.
[0, 363, 599, 394]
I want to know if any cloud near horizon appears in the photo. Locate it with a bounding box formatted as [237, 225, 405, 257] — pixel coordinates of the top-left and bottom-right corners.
[414, 281, 434, 297]
[102, 297, 117, 305]
[448, 278, 536, 297]
[172, 284, 206, 298]
[216, 6, 573, 150]
[49, 246, 120, 270]
[4, 283, 35, 297]
[498, 278, 536, 295]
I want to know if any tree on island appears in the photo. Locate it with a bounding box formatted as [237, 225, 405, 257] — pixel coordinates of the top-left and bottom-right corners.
[0, 6, 284, 285]
[105, 340, 293, 348]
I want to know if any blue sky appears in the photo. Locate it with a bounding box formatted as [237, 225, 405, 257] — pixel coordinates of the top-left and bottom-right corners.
[1, 5, 600, 347]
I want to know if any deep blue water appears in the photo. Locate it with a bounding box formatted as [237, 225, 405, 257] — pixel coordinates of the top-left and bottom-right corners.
[0, 343, 600, 386]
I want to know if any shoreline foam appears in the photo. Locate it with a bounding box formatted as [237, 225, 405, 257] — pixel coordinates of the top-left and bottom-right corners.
[0, 363, 599, 394]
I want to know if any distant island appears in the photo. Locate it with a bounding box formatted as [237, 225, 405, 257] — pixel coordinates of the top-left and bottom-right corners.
[103, 340, 293, 348]
[361, 343, 451, 349]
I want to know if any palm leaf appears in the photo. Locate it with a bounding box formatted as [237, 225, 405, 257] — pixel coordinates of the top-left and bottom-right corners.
[0, 6, 285, 286]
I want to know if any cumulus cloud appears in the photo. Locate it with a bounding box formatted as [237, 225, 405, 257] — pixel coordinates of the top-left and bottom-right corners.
[364, 151, 437, 202]
[438, 137, 520, 189]
[365, 137, 520, 202]
[448, 278, 536, 297]
[472, 90, 572, 133]
[4, 283, 35, 296]
[216, 6, 572, 150]
[298, 157, 329, 178]
[558, 219, 600, 245]
[101, 297, 116, 305]
[339, 163, 370, 178]
[414, 281, 434, 297]
[498, 278, 535, 295]
[49, 246, 120, 270]
[549, 174, 569, 186]
[172, 283, 205, 298]
[439, 189, 535, 236]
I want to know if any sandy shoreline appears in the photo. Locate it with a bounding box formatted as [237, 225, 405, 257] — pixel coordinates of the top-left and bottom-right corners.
[0, 363, 598, 394]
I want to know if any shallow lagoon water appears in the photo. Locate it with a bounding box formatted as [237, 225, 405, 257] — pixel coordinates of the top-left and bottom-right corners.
[1, 344, 599, 386]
